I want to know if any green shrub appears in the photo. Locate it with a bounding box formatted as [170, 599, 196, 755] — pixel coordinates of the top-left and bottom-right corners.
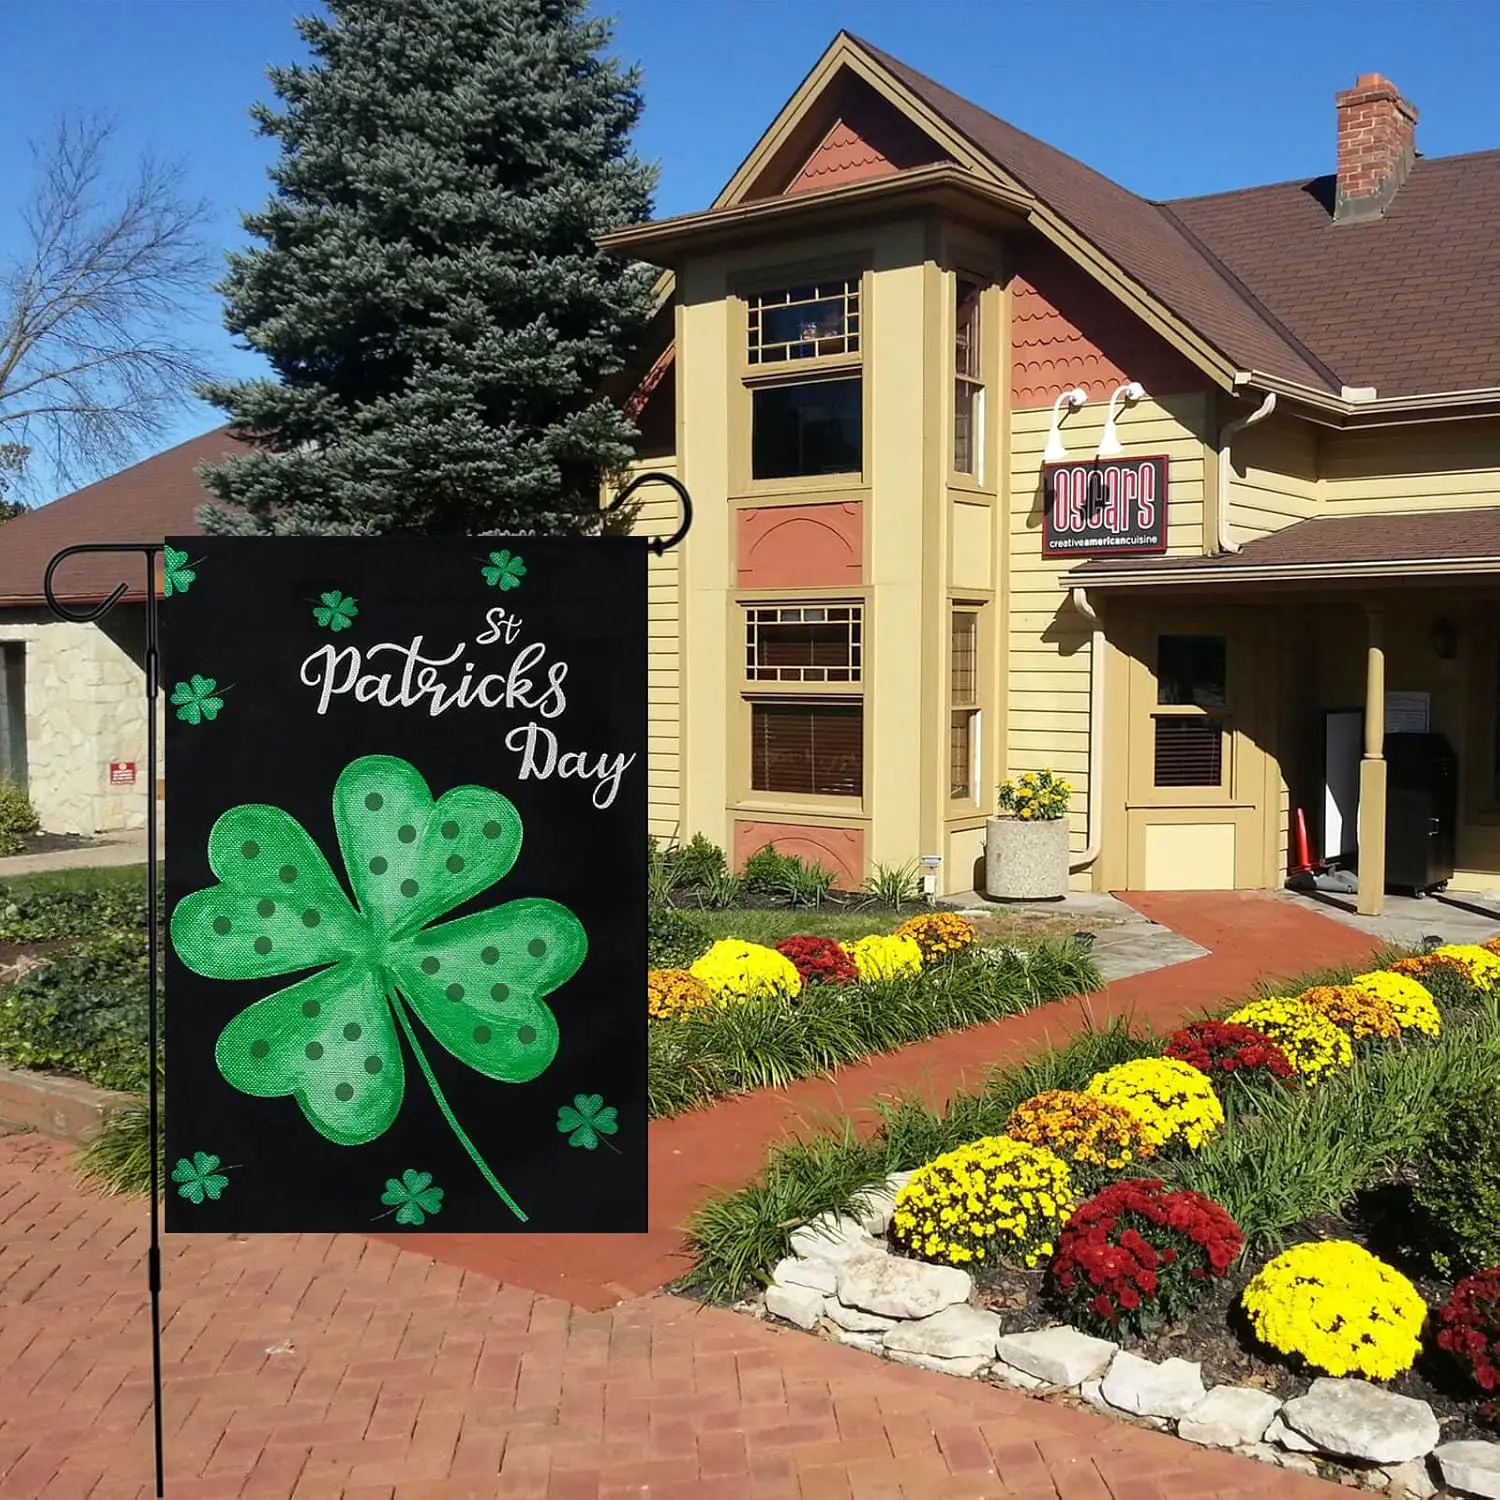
[0, 871, 153, 942]
[0, 778, 38, 856]
[1411, 1080, 1500, 1277]
[670, 833, 728, 890]
[861, 860, 922, 910]
[0, 932, 154, 1091]
[740, 844, 836, 905]
[648, 903, 710, 968]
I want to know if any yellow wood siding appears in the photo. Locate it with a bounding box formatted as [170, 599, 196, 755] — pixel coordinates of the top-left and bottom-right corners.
[608, 458, 682, 841]
[1229, 415, 1319, 541]
[1007, 394, 1208, 884]
[1321, 418, 1500, 513]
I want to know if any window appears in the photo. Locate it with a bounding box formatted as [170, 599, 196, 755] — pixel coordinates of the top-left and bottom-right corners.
[747, 280, 860, 364]
[953, 277, 984, 479]
[751, 378, 862, 480]
[0, 644, 24, 789]
[1157, 635, 1227, 708]
[950, 609, 980, 799]
[751, 702, 863, 798]
[746, 606, 861, 682]
[1154, 717, 1224, 787]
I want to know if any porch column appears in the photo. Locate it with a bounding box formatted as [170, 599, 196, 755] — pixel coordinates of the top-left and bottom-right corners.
[1357, 607, 1387, 916]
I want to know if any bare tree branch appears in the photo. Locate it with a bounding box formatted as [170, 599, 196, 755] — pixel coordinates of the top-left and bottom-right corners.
[0, 114, 217, 493]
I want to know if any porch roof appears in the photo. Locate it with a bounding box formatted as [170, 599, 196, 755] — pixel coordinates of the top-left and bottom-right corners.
[1066, 508, 1500, 589]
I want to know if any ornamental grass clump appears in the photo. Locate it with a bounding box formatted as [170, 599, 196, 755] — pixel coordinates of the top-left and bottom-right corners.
[1047, 1178, 1244, 1337]
[890, 1136, 1075, 1268]
[1349, 970, 1442, 1037]
[848, 932, 923, 983]
[1241, 1240, 1426, 1379]
[1084, 1057, 1224, 1151]
[1434, 1270, 1500, 1428]
[1223, 997, 1352, 1084]
[1003, 1089, 1156, 1175]
[894, 911, 977, 966]
[1296, 983, 1401, 1044]
[689, 939, 802, 1003]
[1162, 1020, 1297, 1096]
[774, 935, 857, 988]
[646, 968, 715, 1021]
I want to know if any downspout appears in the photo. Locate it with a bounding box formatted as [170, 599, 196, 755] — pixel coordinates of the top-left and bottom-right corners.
[1216, 391, 1277, 552]
[1069, 586, 1105, 872]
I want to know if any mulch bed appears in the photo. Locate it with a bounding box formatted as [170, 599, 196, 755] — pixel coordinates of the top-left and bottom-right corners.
[0, 831, 104, 859]
[965, 1187, 1495, 1445]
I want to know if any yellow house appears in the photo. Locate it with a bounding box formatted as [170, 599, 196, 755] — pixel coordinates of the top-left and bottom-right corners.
[603, 34, 1500, 916]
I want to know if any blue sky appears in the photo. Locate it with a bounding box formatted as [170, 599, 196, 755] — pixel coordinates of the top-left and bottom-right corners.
[2, 0, 1497, 502]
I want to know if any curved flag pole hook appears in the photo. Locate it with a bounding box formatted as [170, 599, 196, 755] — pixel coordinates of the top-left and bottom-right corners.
[44, 542, 166, 1500]
[602, 470, 693, 556]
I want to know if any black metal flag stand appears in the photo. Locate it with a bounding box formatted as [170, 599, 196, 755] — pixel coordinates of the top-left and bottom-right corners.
[40, 472, 690, 1497]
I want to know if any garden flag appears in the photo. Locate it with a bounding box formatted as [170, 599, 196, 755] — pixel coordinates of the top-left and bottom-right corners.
[162, 536, 647, 1234]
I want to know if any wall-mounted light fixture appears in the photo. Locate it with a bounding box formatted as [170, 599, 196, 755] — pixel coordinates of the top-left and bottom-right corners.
[1431, 617, 1459, 660]
[1042, 387, 1088, 463]
[1096, 381, 1146, 459]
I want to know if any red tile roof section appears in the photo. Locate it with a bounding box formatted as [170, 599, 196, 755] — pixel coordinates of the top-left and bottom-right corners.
[1074, 508, 1500, 576]
[0, 427, 244, 607]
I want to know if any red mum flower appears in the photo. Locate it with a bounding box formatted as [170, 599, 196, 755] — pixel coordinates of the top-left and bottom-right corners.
[775, 935, 858, 988]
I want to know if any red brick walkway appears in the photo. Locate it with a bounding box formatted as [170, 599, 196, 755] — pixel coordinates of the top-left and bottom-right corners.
[404, 892, 1380, 1308]
[1, 1131, 1334, 1500]
[0, 892, 1373, 1498]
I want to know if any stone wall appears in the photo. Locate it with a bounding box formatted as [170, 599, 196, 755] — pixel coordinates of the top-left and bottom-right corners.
[0, 607, 151, 835]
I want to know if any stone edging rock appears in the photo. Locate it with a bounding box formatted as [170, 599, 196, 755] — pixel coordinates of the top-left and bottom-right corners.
[746, 1180, 1500, 1500]
[0, 1065, 133, 1142]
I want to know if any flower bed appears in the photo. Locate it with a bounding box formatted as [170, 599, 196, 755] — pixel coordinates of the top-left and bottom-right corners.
[689, 937, 1500, 1478]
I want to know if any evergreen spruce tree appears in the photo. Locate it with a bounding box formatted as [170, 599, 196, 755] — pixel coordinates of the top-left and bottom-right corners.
[198, 0, 657, 536]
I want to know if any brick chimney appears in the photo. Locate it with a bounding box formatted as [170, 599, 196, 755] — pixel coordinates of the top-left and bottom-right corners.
[1334, 73, 1418, 222]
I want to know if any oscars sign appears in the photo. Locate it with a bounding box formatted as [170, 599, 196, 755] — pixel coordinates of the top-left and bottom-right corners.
[1042, 455, 1169, 557]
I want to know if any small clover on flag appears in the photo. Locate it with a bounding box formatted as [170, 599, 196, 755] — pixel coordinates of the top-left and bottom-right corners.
[481, 550, 526, 591]
[171, 675, 226, 725]
[556, 1094, 618, 1151]
[170, 755, 588, 1223]
[380, 1169, 444, 1226]
[162, 545, 197, 598]
[172, 1152, 230, 1204]
[313, 590, 359, 632]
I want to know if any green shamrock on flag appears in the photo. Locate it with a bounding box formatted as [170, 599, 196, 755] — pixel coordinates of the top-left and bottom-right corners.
[162, 545, 197, 598]
[481, 550, 527, 591]
[172, 1152, 230, 1204]
[171, 675, 226, 725]
[380, 1169, 444, 1226]
[170, 755, 587, 1223]
[312, 590, 359, 632]
[556, 1094, 618, 1152]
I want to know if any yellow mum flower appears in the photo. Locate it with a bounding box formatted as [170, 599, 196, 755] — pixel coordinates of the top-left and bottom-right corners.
[848, 932, 924, 982]
[1224, 997, 1353, 1084]
[1084, 1057, 1224, 1151]
[689, 939, 802, 1002]
[1349, 970, 1441, 1037]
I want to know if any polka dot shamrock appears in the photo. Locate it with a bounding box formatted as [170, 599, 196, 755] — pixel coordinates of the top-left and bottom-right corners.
[170, 753, 587, 1224]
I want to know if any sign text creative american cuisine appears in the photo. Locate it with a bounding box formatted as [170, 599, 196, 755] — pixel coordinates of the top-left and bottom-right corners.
[1042, 455, 1169, 556]
[162, 536, 647, 1235]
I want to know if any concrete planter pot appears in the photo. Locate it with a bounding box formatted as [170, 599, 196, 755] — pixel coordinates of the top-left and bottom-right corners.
[984, 817, 1070, 901]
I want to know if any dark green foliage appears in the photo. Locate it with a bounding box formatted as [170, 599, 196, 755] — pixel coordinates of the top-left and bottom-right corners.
[861, 861, 922, 910]
[0, 779, 39, 856]
[647, 903, 710, 969]
[1414, 961, 1485, 1013]
[741, 844, 835, 906]
[0, 871, 152, 942]
[648, 834, 741, 909]
[77, 1101, 161, 1198]
[1412, 1080, 1500, 1277]
[0, 933, 155, 1091]
[668, 834, 728, 890]
[198, 0, 657, 537]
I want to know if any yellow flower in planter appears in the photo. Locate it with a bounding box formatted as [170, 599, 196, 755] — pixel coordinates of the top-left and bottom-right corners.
[894, 911, 977, 966]
[1084, 1057, 1224, 1151]
[1348, 970, 1441, 1037]
[689, 939, 802, 1003]
[848, 932, 923, 982]
[1242, 1240, 1425, 1379]
[1224, 997, 1353, 1084]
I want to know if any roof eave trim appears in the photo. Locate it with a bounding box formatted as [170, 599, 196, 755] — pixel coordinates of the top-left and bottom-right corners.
[1061, 555, 1500, 590]
[1235, 370, 1500, 427]
[598, 165, 1035, 261]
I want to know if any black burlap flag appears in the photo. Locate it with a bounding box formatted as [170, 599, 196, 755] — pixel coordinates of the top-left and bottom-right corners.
[162, 536, 646, 1234]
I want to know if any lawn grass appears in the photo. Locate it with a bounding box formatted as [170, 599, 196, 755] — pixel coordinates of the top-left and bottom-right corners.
[0, 864, 147, 899]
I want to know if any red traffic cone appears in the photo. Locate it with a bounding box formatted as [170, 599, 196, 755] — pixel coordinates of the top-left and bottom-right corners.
[1290, 806, 1314, 876]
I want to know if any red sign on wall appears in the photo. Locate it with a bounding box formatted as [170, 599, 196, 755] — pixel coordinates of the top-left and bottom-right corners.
[109, 762, 137, 786]
[1042, 455, 1169, 557]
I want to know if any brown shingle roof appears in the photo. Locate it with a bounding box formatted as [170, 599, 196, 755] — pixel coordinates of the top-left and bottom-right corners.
[853, 37, 1338, 393]
[854, 36, 1500, 400]
[1164, 154, 1500, 397]
[0, 427, 243, 607]
[1073, 509, 1500, 580]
